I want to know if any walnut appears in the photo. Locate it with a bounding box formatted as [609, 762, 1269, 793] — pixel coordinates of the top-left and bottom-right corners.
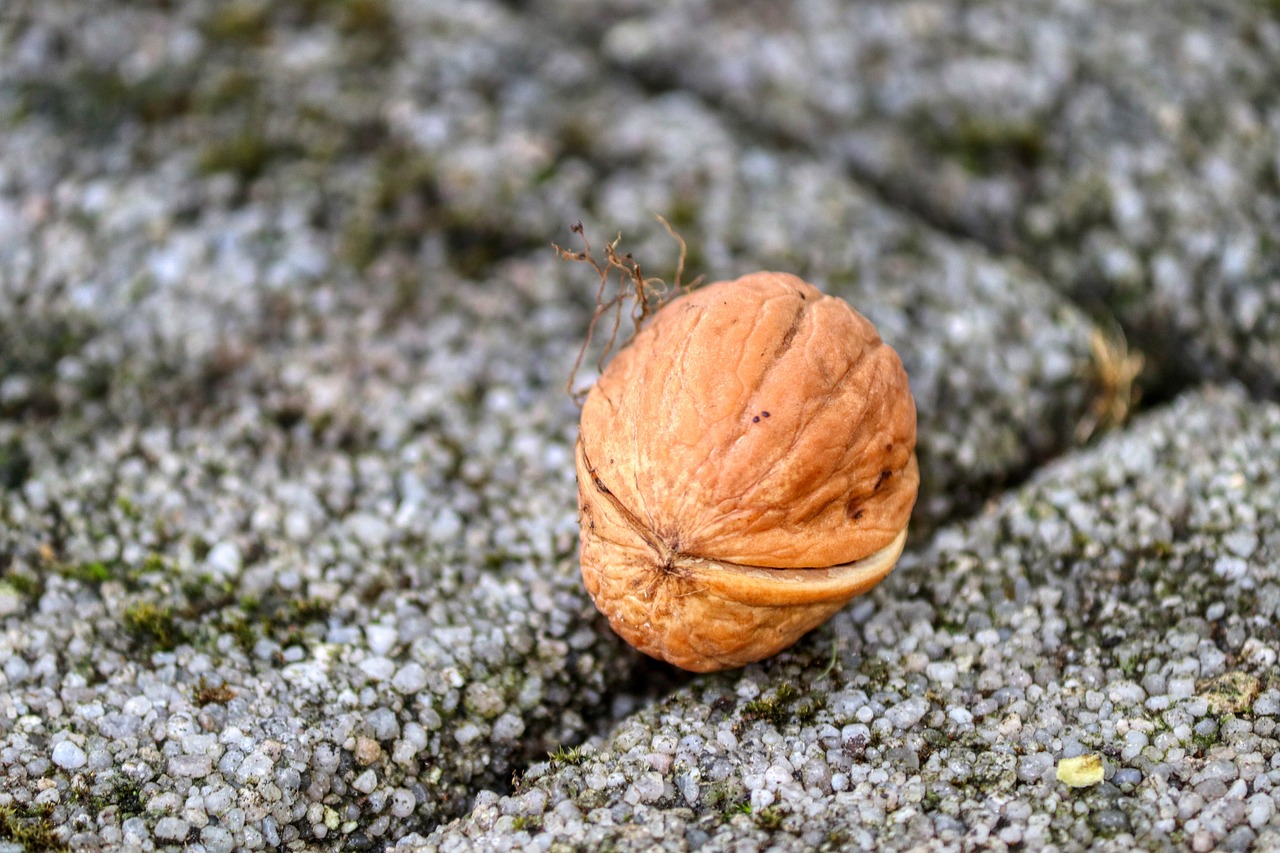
[576, 271, 918, 671]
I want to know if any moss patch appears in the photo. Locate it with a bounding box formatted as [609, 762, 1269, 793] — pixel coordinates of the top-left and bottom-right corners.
[1199, 671, 1261, 715]
[122, 600, 183, 652]
[916, 112, 1047, 176]
[0, 802, 69, 853]
[0, 437, 31, 491]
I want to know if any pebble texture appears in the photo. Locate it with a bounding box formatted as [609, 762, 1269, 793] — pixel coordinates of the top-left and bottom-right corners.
[533, 0, 1280, 396]
[419, 385, 1280, 852]
[0, 0, 1277, 851]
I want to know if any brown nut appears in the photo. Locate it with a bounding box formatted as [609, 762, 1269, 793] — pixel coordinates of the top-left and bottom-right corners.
[576, 271, 918, 671]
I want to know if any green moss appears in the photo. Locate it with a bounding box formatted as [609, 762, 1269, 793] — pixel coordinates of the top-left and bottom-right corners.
[16, 68, 192, 135]
[511, 814, 542, 832]
[225, 612, 259, 652]
[200, 0, 271, 44]
[793, 694, 826, 723]
[704, 779, 748, 816]
[3, 571, 39, 597]
[108, 780, 145, 818]
[341, 146, 437, 270]
[0, 314, 103, 417]
[823, 829, 852, 849]
[858, 655, 892, 685]
[140, 553, 168, 576]
[663, 198, 707, 280]
[123, 601, 182, 651]
[754, 806, 784, 830]
[57, 560, 115, 584]
[0, 802, 69, 852]
[944, 117, 1046, 175]
[0, 437, 31, 490]
[280, 597, 331, 625]
[338, 0, 396, 38]
[208, 594, 331, 653]
[197, 68, 262, 113]
[198, 131, 273, 181]
[69, 777, 145, 820]
[1200, 671, 1261, 715]
[115, 496, 142, 522]
[740, 682, 801, 726]
[548, 744, 589, 767]
[195, 676, 238, 706]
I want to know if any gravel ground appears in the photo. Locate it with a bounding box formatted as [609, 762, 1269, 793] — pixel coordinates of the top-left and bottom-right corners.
[534, 0, 1280, 396]
[415, 385, 1280, 853]
[1, 1, 1277, 851]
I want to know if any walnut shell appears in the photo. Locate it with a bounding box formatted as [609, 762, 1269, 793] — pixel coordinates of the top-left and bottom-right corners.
[577, 271, 918, 671]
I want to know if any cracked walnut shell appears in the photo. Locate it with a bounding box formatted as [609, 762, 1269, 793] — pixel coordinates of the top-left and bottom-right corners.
[576, 271, 918, 671]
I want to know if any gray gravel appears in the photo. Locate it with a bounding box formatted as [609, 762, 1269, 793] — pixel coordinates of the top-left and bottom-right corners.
[543, 0, 1280, 397]
[415, 386, 1280, 852]
[1, 0, 1278, 851]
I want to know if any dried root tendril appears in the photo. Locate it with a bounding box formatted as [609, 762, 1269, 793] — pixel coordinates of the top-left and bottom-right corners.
[556, 216, 701, 404]
[1075, 321, 1145, 443]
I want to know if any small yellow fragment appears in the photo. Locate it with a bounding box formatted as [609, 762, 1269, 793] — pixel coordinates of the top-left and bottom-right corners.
[1057, 754, 1104, 787]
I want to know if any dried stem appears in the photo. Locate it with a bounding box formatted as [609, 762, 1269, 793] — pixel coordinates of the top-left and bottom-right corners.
[556, 218, 697, 404]
[1075, 322, 1145, 443]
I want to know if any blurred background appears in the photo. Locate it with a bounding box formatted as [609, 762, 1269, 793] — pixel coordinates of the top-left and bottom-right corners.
[2, 0, 1280, 848]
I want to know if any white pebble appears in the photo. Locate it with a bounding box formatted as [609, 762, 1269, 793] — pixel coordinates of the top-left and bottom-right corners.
[154, 816, 190, 841]
[926, 662, 959, 685]
[454, 723, 483, 746]
[366, 625, 398, 656]
[885, 696, 929, 729]
[52, 740, 87, 770]
[392, 663, 428, 694]
[360, 656, 396, 681]
[205, 541, 242, 577]
[352, 769, 378, 794]
[1247, 792, 1276, 828]
[1212, 555, 1248, 581]
[631, 771, 664, 803]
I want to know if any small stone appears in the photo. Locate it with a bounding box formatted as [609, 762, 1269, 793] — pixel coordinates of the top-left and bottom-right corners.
[1213, 555, 1248, 581]
[52, 740, 87, 770]
[1255, 691, 1280, 715]
[884, 696, 928, 730]
[1017, 753, 1054, 783]
[205, 541, 242, 577]
[168, 754, 213, 778]
[354, 736, 382, 766]
[392, 663, 428, 694]
[454, 723, 483, 746]
[925, 662, 958, 685]
[366, 625, 397, 656]
[201, 826, 235, 853]
[631, 772, 664, 803]
[1247, 792, 1276, 828]
[360, 656, 396, 681]
[390, 788, 417, 819]
[154, 816, 190, 842]
[491, 713, 525, 743]
[0, 589, 21, 617]
[352, 769, 377, 794]
[464, 683, 506, 719]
